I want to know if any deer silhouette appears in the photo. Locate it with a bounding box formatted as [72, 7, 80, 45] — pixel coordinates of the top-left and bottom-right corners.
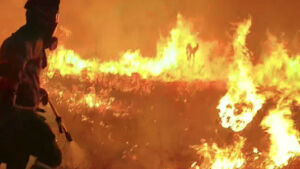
[186, 43, 199, 62]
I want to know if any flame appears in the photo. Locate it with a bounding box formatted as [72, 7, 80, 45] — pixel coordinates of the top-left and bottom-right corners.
[256, 34, 300, 168]
[217, 19, 265, 132]
[98, 15, 226, 81]
[43, 15, 300, 169]
[47, 14, 228, 82]
[47, 47, 100, 79]
[255, 34, 300, 91]
[261, 101, 300, 168]
[191, 136, 246, 169]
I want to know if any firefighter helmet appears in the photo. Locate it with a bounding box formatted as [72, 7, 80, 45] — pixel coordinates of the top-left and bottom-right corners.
[25, 0, 60, 12]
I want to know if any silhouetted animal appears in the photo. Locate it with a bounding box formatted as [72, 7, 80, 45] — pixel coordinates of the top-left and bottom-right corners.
[186, 43, 199, 62]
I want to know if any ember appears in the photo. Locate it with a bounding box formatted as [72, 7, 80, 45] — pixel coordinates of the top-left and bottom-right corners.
[42, 15, 300, 169]
[0, 1, 299, 169]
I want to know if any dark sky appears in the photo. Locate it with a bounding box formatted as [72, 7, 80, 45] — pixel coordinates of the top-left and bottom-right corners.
[0, 0, 299, 59]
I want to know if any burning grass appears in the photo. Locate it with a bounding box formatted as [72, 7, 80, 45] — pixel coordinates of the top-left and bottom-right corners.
[42, 15, 300, 169]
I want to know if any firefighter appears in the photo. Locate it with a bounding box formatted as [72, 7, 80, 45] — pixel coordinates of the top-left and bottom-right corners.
[0, 0, 62, 168]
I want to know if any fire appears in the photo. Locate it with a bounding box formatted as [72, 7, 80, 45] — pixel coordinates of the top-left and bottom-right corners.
[256, 32, 300, 168]
[43, 14, 300, 169]
[79, 93, 108, 109]
[217, 19, 265, 132]
[191, 136, 246, 169]
[47, 14, 228, 82]
[255, 34, 300, 92]
[98, 15, 226, 81]
[47, 47, 100, 80]
[261, 101, 300, 168]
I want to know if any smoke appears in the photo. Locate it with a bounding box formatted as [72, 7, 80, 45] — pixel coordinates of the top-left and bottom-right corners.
[0, 0, 300, 168]
[58, 0, 300, 59]
[1, 0, 299, 59]
[0, 0, 25, 42]
[63, 142, 91, 169]
[54, 0, 300, 59]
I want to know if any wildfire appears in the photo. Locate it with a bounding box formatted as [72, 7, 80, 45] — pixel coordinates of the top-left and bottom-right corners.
[47, 14, 228, 82]
[261, 101, 300, 169]
[217, 18, 266, 132]
[44, 14, 300, 169]
[255, 34, 300, 92]
[47, 47, 100, 80]
[98, 15, 227, 82]
[191, 136, 246, 169]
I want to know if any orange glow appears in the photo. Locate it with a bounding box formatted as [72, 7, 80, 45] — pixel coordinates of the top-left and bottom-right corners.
[261, 102, 300, 168]
[191, 136, 245, 169]
[217, 19, 265, 132]
[43, 15, 300, 169]
[47, 47, 100, 80]
[47, 15, 228, 82]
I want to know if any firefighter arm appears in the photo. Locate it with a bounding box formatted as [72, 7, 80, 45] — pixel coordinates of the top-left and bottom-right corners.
[0, 39, 25, 89]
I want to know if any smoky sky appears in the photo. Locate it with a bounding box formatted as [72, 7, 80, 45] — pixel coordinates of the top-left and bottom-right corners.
[0, 0, 299, 59]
